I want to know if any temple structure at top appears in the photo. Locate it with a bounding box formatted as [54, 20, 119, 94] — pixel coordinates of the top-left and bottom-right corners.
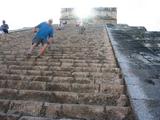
[60, 7, 117, 24]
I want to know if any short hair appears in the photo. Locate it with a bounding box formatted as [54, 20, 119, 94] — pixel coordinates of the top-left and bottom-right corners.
[48, 19, 53, 24]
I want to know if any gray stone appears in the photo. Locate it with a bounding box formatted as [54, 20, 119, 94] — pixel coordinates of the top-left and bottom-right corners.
[107, 24, 160, 120]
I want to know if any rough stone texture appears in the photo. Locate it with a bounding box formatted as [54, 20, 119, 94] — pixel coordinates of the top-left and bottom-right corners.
[19, 116, 81, 120]
[8, 100, 42, 116]
[62, 104, 105, 120]
[0, 113, 19, 120]
[45, 103, 62, 118]
[0, 24, 133, 119]
[0, 99, 10, 112]
[107, 24, 160, 120]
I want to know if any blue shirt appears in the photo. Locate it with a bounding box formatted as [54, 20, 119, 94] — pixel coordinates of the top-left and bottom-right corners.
[35, 22, 54, 40]
[1, 24, 9, 30]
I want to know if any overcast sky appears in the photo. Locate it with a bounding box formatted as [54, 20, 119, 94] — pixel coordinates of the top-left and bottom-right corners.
[0, 0, 160, 31]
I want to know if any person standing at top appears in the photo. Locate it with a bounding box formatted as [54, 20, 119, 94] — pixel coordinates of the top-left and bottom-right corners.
[60, 20, 64, 30]
[1, 20, 9, 33]
[27, 19, 54, 59]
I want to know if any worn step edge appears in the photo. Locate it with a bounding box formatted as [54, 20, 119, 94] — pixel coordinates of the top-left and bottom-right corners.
[0, 88, 127, 106]
[0, 80, 124, 94]
[0, 99, 131, 120]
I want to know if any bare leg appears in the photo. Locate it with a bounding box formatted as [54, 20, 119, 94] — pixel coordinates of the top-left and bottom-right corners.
[37, 43, 48, 57]
[48, 38, 53, 50]
[35, 38, 53, 60]
[28, 43, 37, 55]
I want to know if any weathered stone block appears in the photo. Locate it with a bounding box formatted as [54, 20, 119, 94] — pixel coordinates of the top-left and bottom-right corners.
[71, 84, 99, 93]
[45, 103, 62, 118]
[100, 84, 124, 95]
[46, 83, 71, 92]
[0, 100, 10, 112]
[0, 113, 19, 120]
[105, 107, 131, 120]
[62, 104, 105, 119]
[0, 88, 18, 99]
[8, 100, 42, 116]
[17, 90, 52, 102]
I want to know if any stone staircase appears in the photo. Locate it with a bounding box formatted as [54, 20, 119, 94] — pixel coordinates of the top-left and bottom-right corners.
[0, 25, 134, 120]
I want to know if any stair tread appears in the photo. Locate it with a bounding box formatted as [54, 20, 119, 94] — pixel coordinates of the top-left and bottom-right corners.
[0, 99, 131, 120]
[0, 88, 127, 106]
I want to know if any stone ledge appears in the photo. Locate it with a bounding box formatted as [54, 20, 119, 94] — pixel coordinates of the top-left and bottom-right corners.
[106, 24, 160, 120]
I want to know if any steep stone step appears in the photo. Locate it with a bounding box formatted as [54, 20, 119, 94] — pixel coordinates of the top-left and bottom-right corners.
[72, 71, 120, 77]
[94, 78, 124, 85]
[71, 72, 121, 83]
[0, 80, 46, 91]
[0, 88, 127, 106]
[44, 103, 131, 120]
[53, 76, 91, 84]
[3, 57, 114, 62]
[0, 113, 81, 120]
[0, 70, 121, 83]
[74, 62, 117, 68]
[9, 65, 49, 71]
[51, 55, 111, 60]
[0, 74, 52, 82]
[0, 74, 22, 81]
[0, 80, 124, 94]
[73, 67, 120, 73]
[5, 70, 53, 76]
[0, 113, 19, 120]
[49, 66, 120, 73]
[0, 99, 131, 120]
[4, 69, 120, 78]
[46, 83, 124, 95]
[0, 75, 122, 85]
[49, 47, 113, 53]
[19, 116, 81, 120]
[1, 60, 61, 66]
[52, 76, 123, 85]
[1, 51, 115, 58]
[7, 64, 118, 73]
[0, 74, 95, 84]
[2, 56, 115, 62]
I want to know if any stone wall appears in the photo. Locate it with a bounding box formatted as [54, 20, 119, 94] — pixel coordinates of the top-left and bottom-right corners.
[60, 7, 117, 24]
[107, 24, 160, 120]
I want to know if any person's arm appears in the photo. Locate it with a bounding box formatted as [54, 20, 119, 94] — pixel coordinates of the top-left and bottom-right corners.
[1, 25, 4, 29]
[32, 22, 43, 33]
[32, 27, 38, 33]
[32, 24, 40, 33]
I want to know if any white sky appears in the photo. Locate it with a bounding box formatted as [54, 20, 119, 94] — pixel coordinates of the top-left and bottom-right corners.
[0, 0, 160, 31]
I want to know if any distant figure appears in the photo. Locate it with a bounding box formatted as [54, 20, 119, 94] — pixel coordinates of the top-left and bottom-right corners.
[77, 20, 85, 34]
[60, 20, 64, 30]
[79, 25, 86, 34]
[1, 20, 9, 34]
[57, 20, 64, 30]
[27, 19, 54, 59]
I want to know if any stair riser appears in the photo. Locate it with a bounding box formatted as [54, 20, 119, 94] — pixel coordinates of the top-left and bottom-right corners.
[0, 89, 125, 106]
[0, 99, 131, 120]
